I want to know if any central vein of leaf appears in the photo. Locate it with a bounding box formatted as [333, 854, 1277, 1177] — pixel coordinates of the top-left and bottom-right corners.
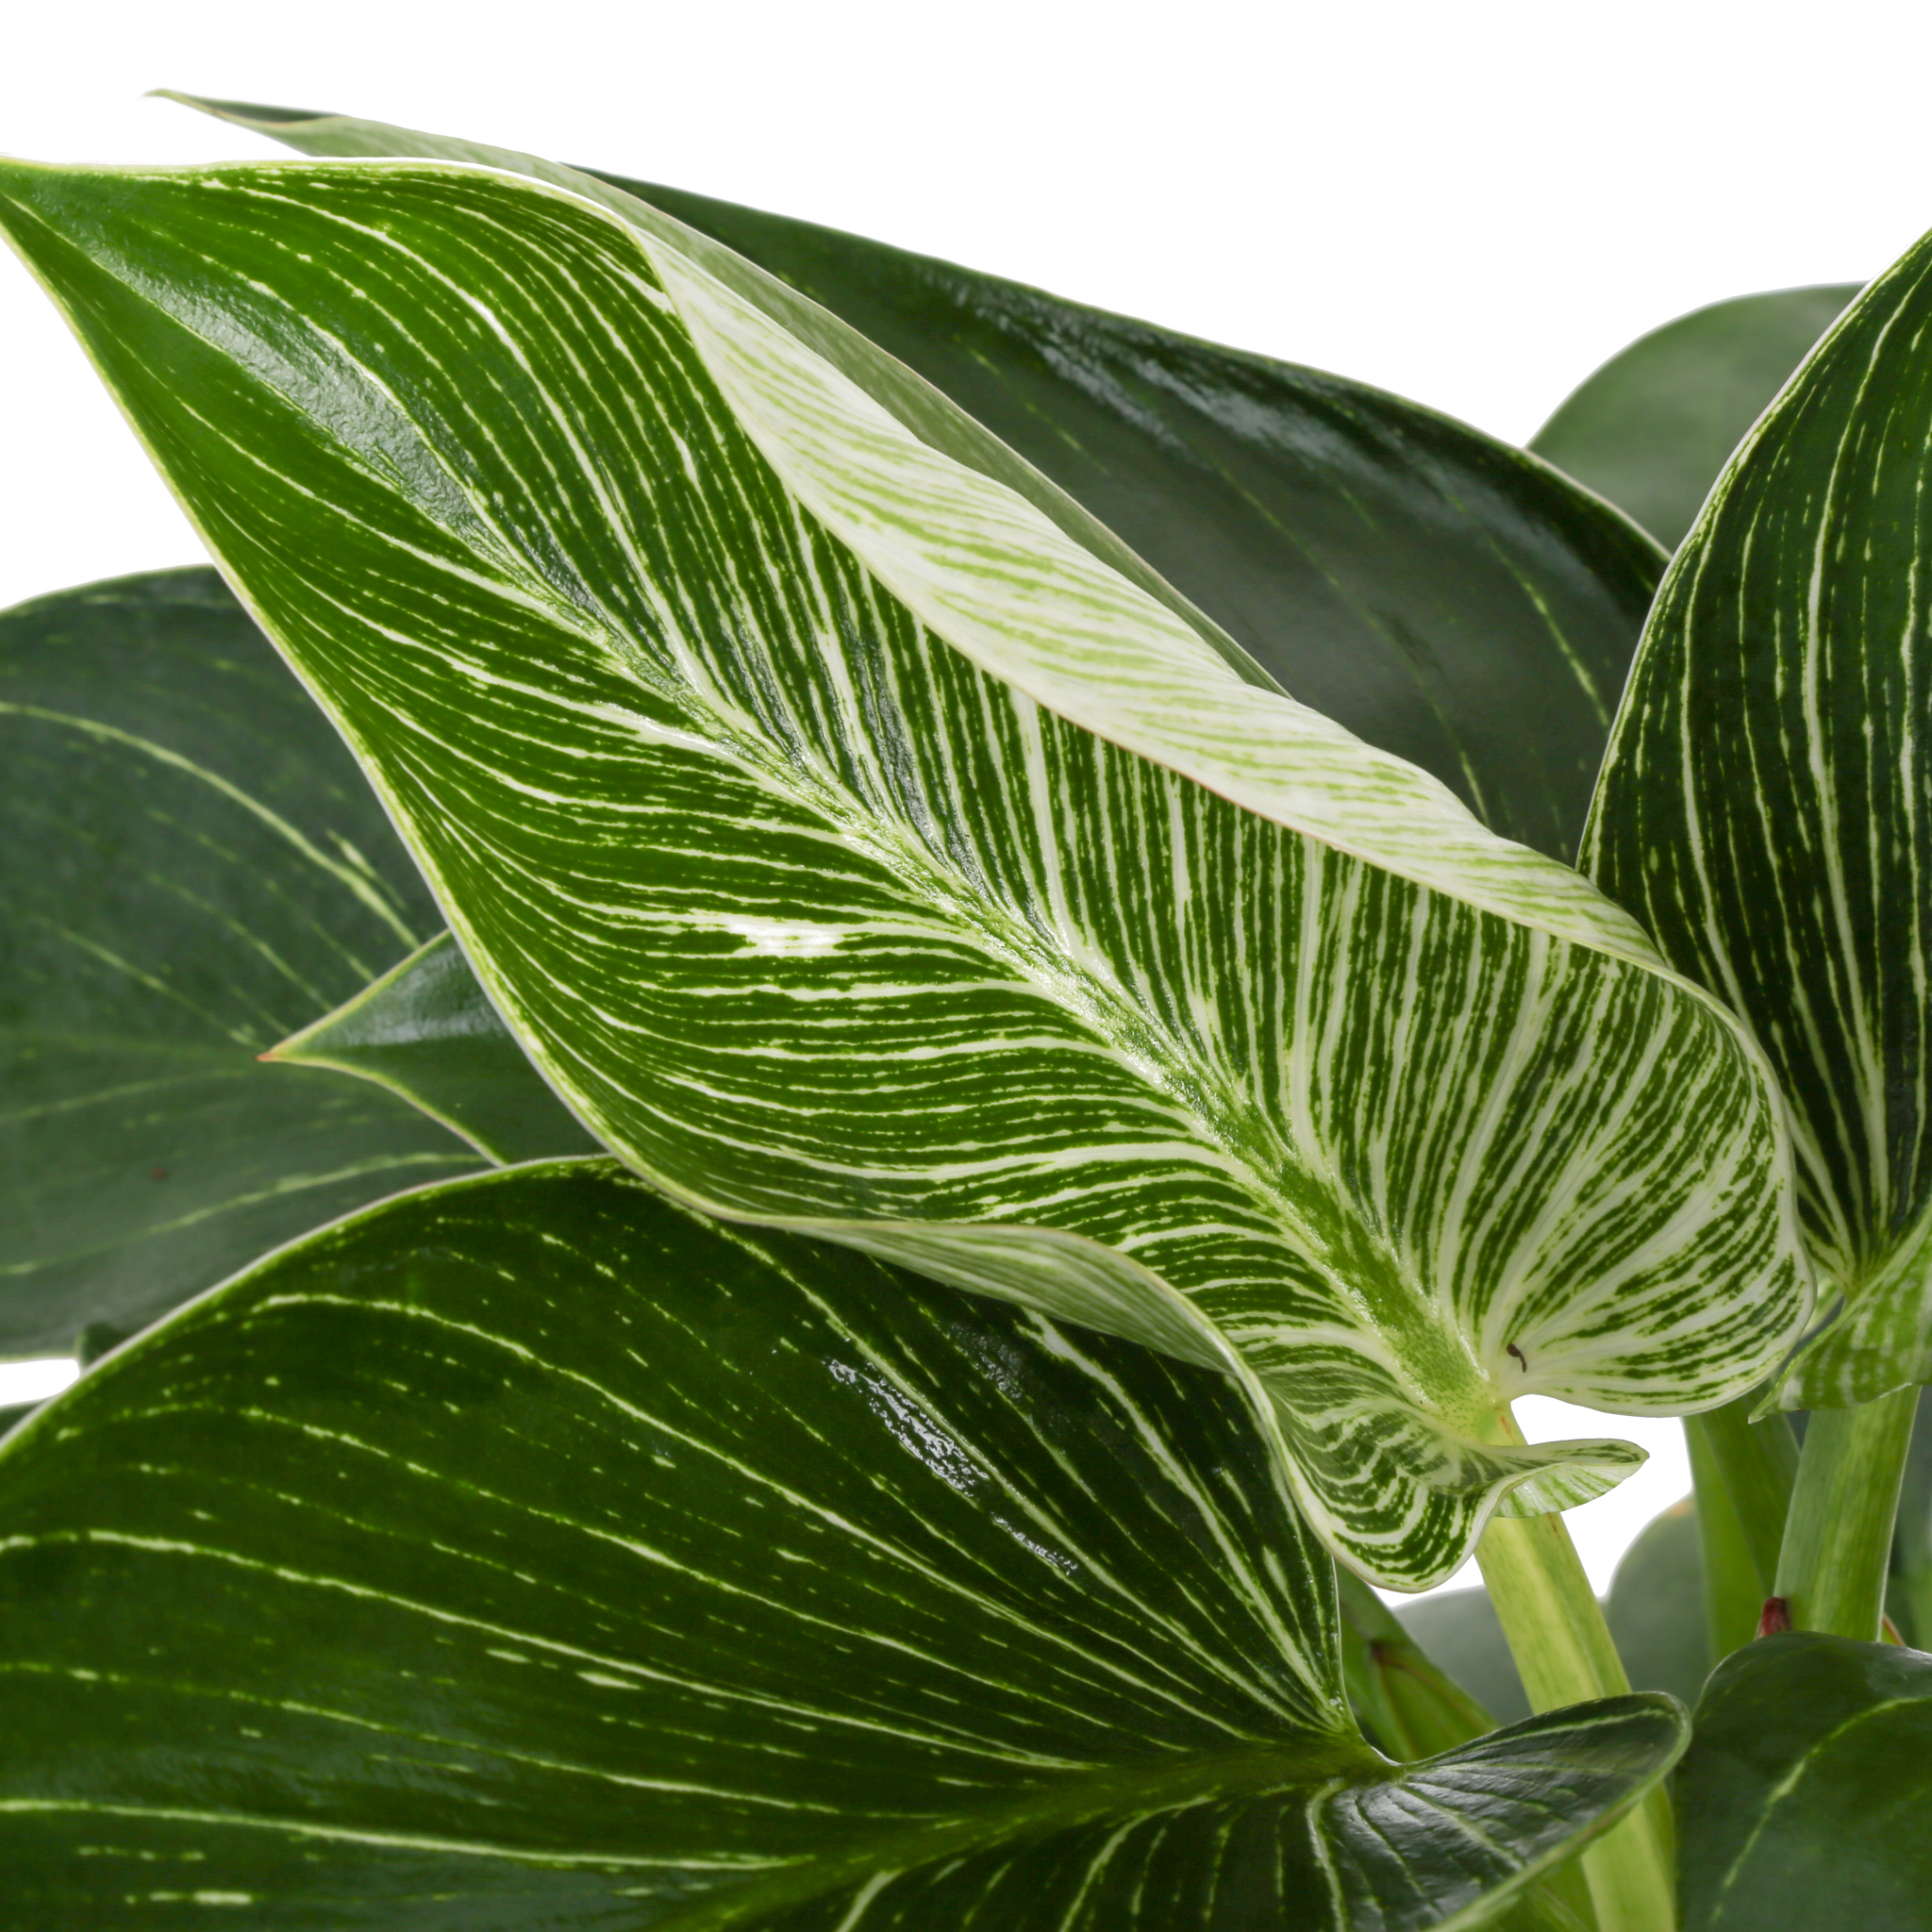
[614, 637, 1486, 1425]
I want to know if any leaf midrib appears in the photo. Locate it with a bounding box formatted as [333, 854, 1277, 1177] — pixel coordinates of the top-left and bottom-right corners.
[0, 698, 420, 949]
[42, 162, 1479, 1424]
[1706, 1692, 1926, 1924]
[0, 1150, 479, 1278]
[473, 559, 1435, 1379]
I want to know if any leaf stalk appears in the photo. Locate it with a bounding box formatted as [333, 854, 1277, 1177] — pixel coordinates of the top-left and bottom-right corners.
[1476, 1417, 1676, 1932]
[1336, 1572, 1602, 1930]
[1683, 1398, 1797, 1594]
[1685, 1397, 1799, 1661]
[1775, 1384, 1919, 1640]
[1334, 1570, 1493, 1760]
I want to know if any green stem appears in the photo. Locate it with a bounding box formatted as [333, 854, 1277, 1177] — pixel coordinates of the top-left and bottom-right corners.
[1684, 1391, 1800, 1661]
[1775, 1385, 1918, 1640]
[1683, 1399, 1797, 1595]
[1683, 1416, 1772, 1659]
[1477, 1420, 1675, 1932]
[1894, 1391, 1932, 1648]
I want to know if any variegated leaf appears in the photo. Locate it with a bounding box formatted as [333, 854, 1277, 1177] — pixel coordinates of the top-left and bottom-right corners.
[0, 155, 1808, 1587]
[0, 1159, 1687, 1931]
[181, 94, 1668, 867]
[1583, 231, 1932, 1409]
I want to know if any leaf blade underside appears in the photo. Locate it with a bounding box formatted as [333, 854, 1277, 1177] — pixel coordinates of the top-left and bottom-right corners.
[0, 1161, 1687, 1931]
[0, 568, 482, 1357]
[1582, 232, 1932, 1408]
[0, 156, 1808, 1586]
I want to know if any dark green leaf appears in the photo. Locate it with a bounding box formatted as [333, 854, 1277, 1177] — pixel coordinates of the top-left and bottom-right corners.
[1333, 1578, 1601, 1930]
[0, 1398, 36, 1436]
[269, 931, 598, 1164]
[0, 569, 482, 1357]
[1530, 285, 1859, 550]
[1582, 231, 1932, 1409]
[1677, 1632, 1932, 1929]
[0, 1161, 1684, 1928]
[182, 94, 1667, 865]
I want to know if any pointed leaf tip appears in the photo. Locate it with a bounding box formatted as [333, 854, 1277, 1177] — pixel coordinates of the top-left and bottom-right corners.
[0, 568, 476, 1356]
[267, 932, 597, 1165]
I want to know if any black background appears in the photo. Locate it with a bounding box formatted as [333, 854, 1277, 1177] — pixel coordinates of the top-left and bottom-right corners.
[4, 8, 1916, 1584]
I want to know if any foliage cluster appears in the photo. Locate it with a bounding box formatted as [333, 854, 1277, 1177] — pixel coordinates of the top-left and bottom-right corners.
[3, 94, 1930, 1930]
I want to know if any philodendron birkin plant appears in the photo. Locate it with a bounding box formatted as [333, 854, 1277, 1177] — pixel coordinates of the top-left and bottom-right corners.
[1, 95, 1929, 1932]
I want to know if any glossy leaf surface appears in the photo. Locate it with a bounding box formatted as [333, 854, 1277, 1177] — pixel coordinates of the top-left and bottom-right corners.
[0, 568, 480, 1357]
[1584, 232, 1932, 1408]
[188, 95, 1667, 866]
[0, 1161, 1685, 1930]
[0, 155, 1808, 1588]
[270, 932, 598, 1164]
[1676, 1633, 1932, 1929]
[1530, 285, 1859, 549]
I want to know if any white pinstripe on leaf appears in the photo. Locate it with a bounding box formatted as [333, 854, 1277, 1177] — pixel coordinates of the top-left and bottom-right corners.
[1584, 229, 1932, 1410]
[0, 1161, 1688, 1929]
